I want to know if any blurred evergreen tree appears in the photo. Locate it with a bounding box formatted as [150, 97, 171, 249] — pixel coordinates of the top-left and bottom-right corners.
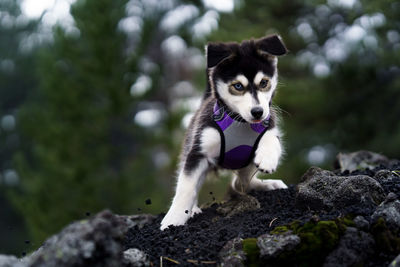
[9, 0, 211, 247]
[0, 0, 38, 254]
[11, 0, 160, 244]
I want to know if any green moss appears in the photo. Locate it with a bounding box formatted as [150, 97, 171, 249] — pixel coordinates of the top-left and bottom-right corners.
[241, 217, 361, 266]
[242, 238, 260, 266]
[338, 216, 356, 227]
[240, 215, 399, 266]
[289, 220, 302, 232]
[371, 217, 400, 253]
[290, 220, 340, 265]
[270, 226, 289, 235]
[268, 219, 347, 266]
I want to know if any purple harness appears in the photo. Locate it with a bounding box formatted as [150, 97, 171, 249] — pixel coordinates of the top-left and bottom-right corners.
[213, 101, 270, 169]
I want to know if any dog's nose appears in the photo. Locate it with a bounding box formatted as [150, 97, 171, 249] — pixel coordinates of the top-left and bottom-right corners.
[251, 107, 263, 120]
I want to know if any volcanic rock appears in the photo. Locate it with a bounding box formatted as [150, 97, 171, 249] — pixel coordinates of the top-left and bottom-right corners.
[296, 166, 385, 210]
[323, 227, 374, 267]
[0, 255, 25, 267]
[335, 150, 389, 172]
[371, 193, 400, 233]
[219, 237, 246, 267]
[122, 248, 150, 266]
[216, 193, 260, 217]
[257, 231, 300, 259]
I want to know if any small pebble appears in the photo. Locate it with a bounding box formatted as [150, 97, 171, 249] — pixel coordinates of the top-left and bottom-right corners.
[311, 214, 320, 222]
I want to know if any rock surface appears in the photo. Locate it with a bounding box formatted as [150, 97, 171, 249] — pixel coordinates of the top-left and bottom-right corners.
[122, 248, 150, 266]
[219, 237, 246, 267]
[0, 211, 155, 267]
[28, 210, 128, 267]
[335, 150, 389, 172]
[353, 215, 370, 231]
[0, 255, 25, 267]
[118, 214, 156, 230]
[371, 192, 400, 232]
[323, 227, 375, 267]
[257, 231, 300, 259]
[216, 193, 260, 217]
[296, 166, 385, 210]
[390, 254, 400, 267]
[3, 151, 400, 267]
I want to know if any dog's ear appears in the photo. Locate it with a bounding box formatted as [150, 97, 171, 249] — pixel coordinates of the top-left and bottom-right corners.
[206, 43, 234, 68]
[256, 35, 287, 56]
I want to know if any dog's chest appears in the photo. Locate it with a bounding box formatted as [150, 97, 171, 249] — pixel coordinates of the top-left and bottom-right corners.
[212, 102, 269, 169]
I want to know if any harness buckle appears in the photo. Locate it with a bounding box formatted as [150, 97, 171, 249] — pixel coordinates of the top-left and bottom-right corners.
[213, 112, 224, 122]
[213, 105, 225, 121]
[262, 119, 270, 128]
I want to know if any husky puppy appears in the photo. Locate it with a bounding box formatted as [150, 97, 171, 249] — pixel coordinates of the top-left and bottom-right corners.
[161, 35, 288, 230]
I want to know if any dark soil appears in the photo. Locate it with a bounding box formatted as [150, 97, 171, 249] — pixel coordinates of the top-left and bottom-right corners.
[124, 163, 400, 266]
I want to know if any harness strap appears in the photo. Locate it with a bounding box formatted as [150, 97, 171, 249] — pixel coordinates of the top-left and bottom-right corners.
[212, 101, 271, 169]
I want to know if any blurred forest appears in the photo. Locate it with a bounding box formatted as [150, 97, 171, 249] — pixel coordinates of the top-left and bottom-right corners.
[0, 0, 399, 256]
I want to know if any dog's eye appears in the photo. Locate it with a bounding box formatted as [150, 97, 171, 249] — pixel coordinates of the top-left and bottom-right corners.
[233, 83, 244, 90]
[260, 79, 268, 88]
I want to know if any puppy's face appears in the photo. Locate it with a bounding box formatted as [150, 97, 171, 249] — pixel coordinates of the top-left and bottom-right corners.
[207, 35, 287, 123]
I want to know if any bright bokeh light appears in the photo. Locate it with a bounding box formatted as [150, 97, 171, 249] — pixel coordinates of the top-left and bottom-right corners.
[130, 75, 152, 97]
[21, 0, 76, 27]
[161, 5, 199, 32]
[307, 146, 328, 165]
[1, 115, 16, 131]
[161, 35, 187, 56]
[328, 0, 358, 9]
[134, 109, 163, 128]
[202, 0, 234, 12]
[21, 0, 55, 18]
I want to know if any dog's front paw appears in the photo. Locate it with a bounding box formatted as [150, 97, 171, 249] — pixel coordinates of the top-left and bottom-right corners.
[254, 149, 280, 173]
[160, 209, 191, 230]
[260, 179, 288, 190]
[191, 205, 202, 217]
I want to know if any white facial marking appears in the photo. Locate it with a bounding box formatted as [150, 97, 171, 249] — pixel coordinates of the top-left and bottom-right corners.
[253, 71, 265, 86]
[270, 72, 278, 91]
[215, 58, 280, 123]
[235, 74, 248, 87]
[216, 79, 254, 121]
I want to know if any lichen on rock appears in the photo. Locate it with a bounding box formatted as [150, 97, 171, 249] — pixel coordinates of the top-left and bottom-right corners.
[122, 248, 150, 266]
[219, 237, 246, 267]
[371, 192, 400, 233]
[296, 166, 385, 210]
[257, 231, 300, 259]
[335, 150, 389, 172]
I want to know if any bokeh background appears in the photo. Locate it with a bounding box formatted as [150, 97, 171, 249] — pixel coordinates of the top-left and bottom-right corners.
[1, 0, 399, 256]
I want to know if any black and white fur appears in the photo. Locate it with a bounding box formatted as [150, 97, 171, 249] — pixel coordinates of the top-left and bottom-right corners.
[161, 35, 288, 230]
